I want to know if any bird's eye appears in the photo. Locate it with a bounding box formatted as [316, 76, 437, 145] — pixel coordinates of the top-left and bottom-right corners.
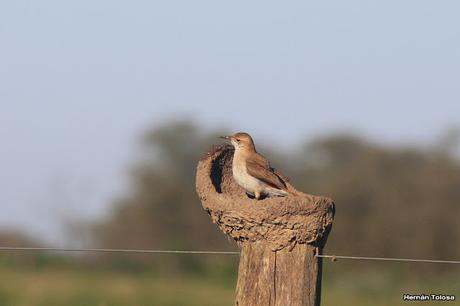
[236, 139, 240, 142]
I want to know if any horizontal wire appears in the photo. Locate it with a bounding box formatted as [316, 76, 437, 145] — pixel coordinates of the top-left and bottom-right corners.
[317, 254, 460, 265]
[0, 247, 239, 255]
[0, 247, 459, 264]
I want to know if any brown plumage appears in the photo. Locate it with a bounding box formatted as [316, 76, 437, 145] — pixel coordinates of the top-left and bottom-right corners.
[220, 132, 288, 199]
[246, 155, 287, 191]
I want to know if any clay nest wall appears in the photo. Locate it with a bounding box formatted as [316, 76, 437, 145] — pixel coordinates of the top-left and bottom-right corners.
[195, 145, 335, 251]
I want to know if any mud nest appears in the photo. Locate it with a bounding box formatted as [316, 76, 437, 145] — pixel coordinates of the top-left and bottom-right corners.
[195, 144, 335, 251]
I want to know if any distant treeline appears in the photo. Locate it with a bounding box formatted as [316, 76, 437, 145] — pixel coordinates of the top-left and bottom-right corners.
[87, 120, 460, 274]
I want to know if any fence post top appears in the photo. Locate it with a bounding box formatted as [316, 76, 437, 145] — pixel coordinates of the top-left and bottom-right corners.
[196, 144, 335, 251]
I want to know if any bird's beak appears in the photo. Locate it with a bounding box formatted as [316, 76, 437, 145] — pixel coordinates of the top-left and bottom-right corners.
[220, 135, 231, 141]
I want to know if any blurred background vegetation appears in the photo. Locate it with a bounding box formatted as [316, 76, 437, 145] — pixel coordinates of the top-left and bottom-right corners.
[3, 0, 460, 304]
[0, 120, 459, 306]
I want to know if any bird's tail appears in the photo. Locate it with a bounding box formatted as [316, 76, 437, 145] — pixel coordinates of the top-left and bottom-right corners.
[267, 187, 289, 197]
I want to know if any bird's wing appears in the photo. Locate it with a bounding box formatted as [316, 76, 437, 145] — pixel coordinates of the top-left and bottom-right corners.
[246, 153, 287, 190]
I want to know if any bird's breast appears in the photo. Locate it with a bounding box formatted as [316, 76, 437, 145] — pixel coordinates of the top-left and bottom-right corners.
[232, 153, 263, 193]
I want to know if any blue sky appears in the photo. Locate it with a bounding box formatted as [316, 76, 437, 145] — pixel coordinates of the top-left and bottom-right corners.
[1, 1, 459, 243]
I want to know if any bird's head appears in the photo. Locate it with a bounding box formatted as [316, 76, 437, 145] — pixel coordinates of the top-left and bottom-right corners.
[220, 132, 255, 151]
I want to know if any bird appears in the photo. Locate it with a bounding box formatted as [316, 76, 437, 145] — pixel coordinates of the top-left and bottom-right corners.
[220, 132, 289, 200]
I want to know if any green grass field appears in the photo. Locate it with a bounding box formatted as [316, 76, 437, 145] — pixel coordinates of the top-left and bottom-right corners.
[0, 267, 234, 306]
[0, 258, 458, 306]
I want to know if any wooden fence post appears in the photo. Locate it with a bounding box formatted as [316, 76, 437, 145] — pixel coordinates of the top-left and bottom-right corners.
[196, 145, 335, 306]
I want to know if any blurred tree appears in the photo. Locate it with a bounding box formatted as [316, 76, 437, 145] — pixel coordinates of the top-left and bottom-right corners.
[0, 231, 37, 247]
[292, 134, 460, 263]
[94, 121, 460, 273]
[94, 121, 235, 258]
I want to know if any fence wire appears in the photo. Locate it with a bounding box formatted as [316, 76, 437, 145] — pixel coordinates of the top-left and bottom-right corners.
[0, 247, 239, 255]
[316, 254, 460, 265]
[0, 246, 459, 264]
